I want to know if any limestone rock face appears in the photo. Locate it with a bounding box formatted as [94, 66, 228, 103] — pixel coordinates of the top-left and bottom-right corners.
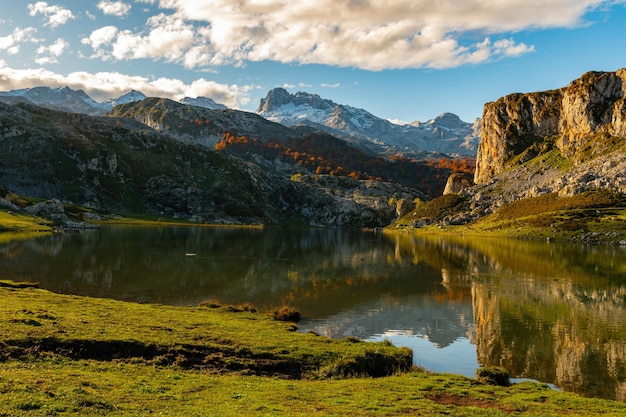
[475, 69, 626, 184]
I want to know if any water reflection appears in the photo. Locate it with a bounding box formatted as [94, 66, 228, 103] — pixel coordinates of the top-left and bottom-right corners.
[1, 226, 625, 401]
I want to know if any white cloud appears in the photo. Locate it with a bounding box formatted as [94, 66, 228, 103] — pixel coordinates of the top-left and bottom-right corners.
[83, 13, 206, 67]
[0, 27, 40, 55]
[0, 61, 256, 108]
[81, 26, 119, 50]
[27, 2, 75, 28]
[118, 0, 622, 70]
[97, 1, 132, 17]
[35, 38, 68, 64]
[321, 83, 341, 89]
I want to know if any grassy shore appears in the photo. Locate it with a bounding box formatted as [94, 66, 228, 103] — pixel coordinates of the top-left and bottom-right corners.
[1, 282, 625, 416]
[391, 190, 626, 244]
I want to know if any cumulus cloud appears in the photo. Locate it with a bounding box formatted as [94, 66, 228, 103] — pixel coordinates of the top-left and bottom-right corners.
[35, 38, 68, 64]
[95, 0, 618, 71]
[27, 2, 75, 28]
[97, 1, 132, 17]
[0, 61, 256, 108]
[83, 13, 206, 67]
[81, 26, 119, 52]
[0, 27, 40, 55]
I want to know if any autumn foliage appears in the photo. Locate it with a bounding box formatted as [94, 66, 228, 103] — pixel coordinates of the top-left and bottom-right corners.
[215, 132, 475, 197]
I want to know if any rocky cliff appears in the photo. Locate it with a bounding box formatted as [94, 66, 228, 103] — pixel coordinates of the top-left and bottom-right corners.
[396, 69, 626, 233]
[475, 69, 626, 184]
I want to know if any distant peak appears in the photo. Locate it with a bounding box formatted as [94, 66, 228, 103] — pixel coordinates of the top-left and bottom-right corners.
[257, 88, 294, 113]
[257, 87, 336, 114]
[179, 96, 228, 110]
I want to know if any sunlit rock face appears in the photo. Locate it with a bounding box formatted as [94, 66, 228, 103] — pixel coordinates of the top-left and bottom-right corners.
[475, 68, 626, 184]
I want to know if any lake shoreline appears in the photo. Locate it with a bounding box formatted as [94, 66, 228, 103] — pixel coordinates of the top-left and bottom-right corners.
[1, 282, 625, 416]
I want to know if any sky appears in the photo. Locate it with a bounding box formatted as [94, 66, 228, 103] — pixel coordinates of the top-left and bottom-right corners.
[1, 1, 625, 124]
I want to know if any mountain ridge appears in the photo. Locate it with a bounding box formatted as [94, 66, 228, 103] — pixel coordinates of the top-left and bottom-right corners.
[0, 86, 228, 115]
[257, 87, 480, 157]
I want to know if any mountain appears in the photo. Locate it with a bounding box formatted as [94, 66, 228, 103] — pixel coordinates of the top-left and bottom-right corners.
[475, 69, 626, 185]
[0, 100, 423, 228]
[108, 98, 468, 196]
[395, 68, 626, 231]
[101, 90, 147, 109]
[0, 86, 227, 115]
[257, 88, 480, 157]
[0, 86, 104, 115]
[107, 97, 297, 147]
[179, 96, 228, 110]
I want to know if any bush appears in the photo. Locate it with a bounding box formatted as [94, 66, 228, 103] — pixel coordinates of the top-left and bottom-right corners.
[272, 306, 301, 322]
[476, 366, 510, 386]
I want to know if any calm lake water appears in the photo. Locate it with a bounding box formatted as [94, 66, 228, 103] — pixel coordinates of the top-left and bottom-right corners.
[1, 225, 625, 401]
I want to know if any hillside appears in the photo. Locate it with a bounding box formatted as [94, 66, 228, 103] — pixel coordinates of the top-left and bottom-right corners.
[0, 101, 424, 228]
[394, 68, 626, 243]
[109, 98, 473, 196]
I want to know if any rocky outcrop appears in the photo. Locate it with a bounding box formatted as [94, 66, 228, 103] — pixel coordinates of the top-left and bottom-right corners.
[443, 173, 474, 195]
[476, 69, 626, 184]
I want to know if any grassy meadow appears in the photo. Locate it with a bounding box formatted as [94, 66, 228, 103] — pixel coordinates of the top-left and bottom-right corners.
[1, 282, 626, 416]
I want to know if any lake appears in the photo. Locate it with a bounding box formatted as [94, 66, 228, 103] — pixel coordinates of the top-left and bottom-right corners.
[1, 225, 625, 401]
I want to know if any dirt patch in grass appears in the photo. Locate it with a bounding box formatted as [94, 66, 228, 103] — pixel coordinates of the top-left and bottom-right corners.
[426, 393, 515, 413]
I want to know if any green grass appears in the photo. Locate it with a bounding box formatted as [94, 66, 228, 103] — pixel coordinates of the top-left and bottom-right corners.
[0, 210, 52, 243]
[394, 189, 626, 243]
[1, 284, 625, 416]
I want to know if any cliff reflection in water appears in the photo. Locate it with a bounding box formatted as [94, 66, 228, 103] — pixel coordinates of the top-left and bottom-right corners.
[391, 234, 626, 402]
[1, 226, 625, 400]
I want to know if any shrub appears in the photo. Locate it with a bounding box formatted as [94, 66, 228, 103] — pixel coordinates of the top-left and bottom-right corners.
[272, 306, 301, 322]
[476, 366, 510, 386]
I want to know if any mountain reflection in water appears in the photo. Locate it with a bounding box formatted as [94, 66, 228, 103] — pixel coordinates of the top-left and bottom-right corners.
[1, 226, 625, 401]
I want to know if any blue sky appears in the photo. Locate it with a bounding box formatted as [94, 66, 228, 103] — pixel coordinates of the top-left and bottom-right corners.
[1, 1, 625, 123]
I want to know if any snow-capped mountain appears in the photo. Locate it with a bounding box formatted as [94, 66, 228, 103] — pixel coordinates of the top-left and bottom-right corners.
[179, 96, 228, 110]
[101, 90, 147, 109]
[0, 86, 229, 115]
[0, 86, 105, 115]
[257, 88, 480, 157]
